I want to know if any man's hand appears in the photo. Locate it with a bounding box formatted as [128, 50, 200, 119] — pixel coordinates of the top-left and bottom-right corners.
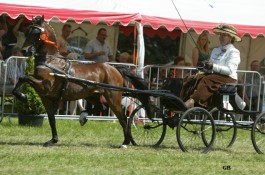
[97, 51, 106, 56]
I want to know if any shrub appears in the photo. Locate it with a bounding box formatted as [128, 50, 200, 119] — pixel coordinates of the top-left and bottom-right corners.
[16, 56, 46, 115]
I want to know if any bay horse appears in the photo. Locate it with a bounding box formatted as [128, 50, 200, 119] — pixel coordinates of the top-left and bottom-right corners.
[12, 16, 151, 147]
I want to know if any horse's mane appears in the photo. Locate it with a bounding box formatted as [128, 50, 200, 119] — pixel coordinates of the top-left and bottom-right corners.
[44, 23, 59, 55]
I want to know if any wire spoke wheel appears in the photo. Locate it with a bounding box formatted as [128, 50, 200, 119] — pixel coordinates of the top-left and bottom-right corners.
[251, 112, 265, 154]
[128, 105, 167, 147]
[210, 108, 237, 149]
[177, 107, 216, 153]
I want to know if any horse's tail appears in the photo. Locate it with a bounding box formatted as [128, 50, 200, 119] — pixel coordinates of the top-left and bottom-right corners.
[115, 65, 153, 118]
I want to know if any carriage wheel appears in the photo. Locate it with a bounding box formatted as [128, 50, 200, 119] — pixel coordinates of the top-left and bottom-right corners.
[128, 105, 167, 147]
[210, 108, 237, 148]
[251, 112, 265, 154]
[177, 107, 216, 153]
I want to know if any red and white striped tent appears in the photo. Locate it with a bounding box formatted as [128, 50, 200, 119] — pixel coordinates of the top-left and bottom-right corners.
[0, 0, 265, 69]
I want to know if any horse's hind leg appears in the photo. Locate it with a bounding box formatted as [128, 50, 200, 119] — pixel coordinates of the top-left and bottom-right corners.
[104, 91, 131, 146]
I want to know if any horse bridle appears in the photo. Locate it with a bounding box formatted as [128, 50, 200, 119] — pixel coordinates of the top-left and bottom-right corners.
[27, 25, 58, 50]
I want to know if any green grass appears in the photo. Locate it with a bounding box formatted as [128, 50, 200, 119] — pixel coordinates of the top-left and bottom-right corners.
[0, 117, 264, 175]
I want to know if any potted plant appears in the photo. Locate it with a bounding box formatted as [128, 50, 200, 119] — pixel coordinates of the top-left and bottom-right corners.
[16, 56, 46, 126]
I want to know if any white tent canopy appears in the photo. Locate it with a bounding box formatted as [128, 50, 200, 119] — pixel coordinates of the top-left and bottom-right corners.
[1, 0, 265, 37]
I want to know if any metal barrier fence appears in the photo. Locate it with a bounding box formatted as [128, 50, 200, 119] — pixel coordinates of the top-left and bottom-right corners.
[0, 56, 28, 121]
[0, 57, 264, 122]
[142, 64, 264, 121]
[0, 58, 139, 122]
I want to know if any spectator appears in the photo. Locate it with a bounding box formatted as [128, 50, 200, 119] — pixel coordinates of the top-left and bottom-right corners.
[119, 52, 130, 63]
[81, 28, 115, 118]
[182, 24, 241, 108]
[69, 99, 86, 115]
[161, 56, 187, 97]
[0, 15, 7, 36]
[57, 24, 84, 114]
[118, 52, 137, 114]
[172, 56, 186, 78]
[13, 16, 30, 49]
[244, 60, 263, 110]
[0, 46, 27, 94]
[57, 24, 72, 57]
[191, 31, 210, 66]
[12, 46, 23, 57]
[0, 15, 7, 60]
[84, 28, 114, 62]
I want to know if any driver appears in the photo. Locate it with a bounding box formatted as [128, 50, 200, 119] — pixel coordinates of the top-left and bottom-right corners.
[181, 24, 241, 108]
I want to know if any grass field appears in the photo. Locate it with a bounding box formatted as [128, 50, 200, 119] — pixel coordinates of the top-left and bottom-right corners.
[0, 117, 264, 175]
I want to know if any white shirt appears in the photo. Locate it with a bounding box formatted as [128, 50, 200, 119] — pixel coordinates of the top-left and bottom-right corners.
[210, 43, 240, 80]
[84, 39, 113, 63]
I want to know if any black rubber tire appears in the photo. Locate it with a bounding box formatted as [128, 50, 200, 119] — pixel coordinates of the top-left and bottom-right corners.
[177, 107, 216, 153]
[210, 108, 237, 148]
[251, 112, 265, 154]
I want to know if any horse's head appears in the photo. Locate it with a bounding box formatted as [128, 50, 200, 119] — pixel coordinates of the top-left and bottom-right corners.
[32, 15, 45, 26]
[23, 16, 58, 56]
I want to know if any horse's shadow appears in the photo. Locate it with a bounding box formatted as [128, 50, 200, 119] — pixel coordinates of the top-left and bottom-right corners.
[0, 140, 124, 148]
[0, 141, 43, 146]
[0, 141, 233, 153]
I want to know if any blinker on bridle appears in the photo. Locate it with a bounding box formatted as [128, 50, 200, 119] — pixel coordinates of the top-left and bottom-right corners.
[29, 26, 58, 49]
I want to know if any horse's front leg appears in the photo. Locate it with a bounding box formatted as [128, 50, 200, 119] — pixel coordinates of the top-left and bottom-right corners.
[43, 113, 58, 147]
[12, 76, 28, 103]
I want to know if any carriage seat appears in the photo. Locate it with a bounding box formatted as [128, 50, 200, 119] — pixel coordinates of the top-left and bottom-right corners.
[217, 83, 248, 113]
[218, 84, 237, 95]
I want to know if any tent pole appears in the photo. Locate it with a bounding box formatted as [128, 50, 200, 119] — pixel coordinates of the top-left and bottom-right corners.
[136, 22, 145, 78]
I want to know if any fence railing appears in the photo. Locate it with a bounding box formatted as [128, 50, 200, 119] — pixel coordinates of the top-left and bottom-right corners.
[0, 58, 264, 122]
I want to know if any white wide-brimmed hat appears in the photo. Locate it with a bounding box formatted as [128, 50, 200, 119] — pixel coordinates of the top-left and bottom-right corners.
[213, 24, 241, 42]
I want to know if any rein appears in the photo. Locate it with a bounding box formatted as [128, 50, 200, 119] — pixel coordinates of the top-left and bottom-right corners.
[171, 0, 209, 64]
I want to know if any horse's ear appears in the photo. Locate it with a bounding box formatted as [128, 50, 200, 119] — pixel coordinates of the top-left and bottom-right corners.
[41, 15, 44, 23]
[32, 15, 44, 26]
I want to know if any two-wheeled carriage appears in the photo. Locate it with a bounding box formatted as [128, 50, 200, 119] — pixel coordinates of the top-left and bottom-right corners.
[127, 65, 265, 154]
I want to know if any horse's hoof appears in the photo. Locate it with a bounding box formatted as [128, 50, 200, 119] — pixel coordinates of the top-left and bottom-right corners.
[19, 94, 28, 103]
[21, 95, 28, 103]
[119, 145, 128, 149]
[13, 91, 28, 103]
[79, 112, 88, 126]
[79, 118, 88, 126]
[43, 139, 57, 147]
